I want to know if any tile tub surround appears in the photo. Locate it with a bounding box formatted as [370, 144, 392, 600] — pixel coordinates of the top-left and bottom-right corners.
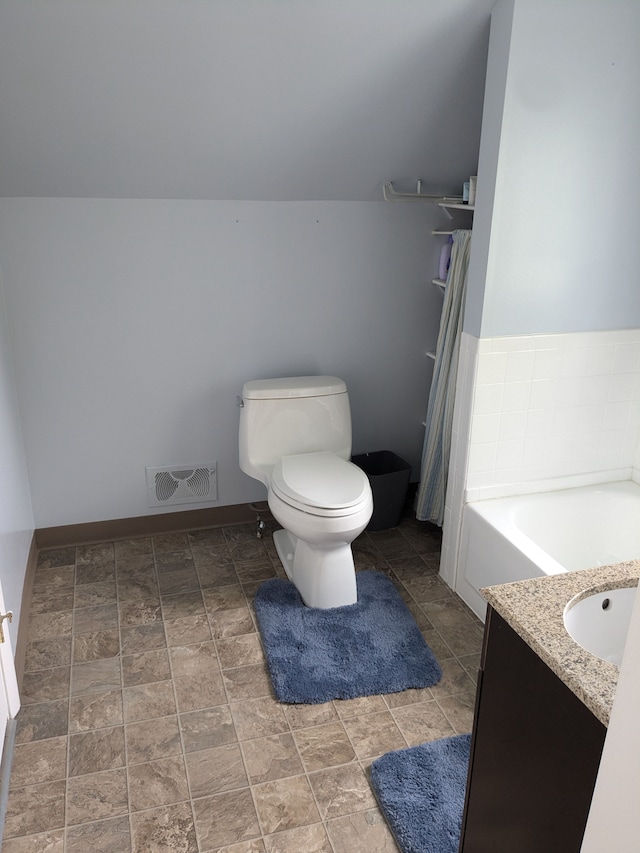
[3, 515, 482, 852]
[440, 327, 640, 601]
[481, 559, 640, 727]
[466, 328, 640, 500]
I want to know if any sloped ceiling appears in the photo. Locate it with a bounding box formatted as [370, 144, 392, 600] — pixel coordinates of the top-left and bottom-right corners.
[0, 0, 494, 201]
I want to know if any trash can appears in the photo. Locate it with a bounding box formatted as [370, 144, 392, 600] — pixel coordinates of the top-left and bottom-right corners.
[352, 451, 412, 531]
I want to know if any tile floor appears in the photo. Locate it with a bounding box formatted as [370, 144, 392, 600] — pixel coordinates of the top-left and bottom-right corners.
[3, 510, 484, 853]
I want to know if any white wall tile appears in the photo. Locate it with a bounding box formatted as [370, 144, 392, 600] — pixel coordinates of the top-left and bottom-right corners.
[532, 334, 562, 350]
[608, 373, 636, 403]
[582, 374, 610, 405]
[529, 379, 557, 409]
[603, 401, 630, 431]
[553, 406, 582, 436]
[465, 328, 640, 499]
[466, 469, 499, 491]
[532, 348, 562, 381]
[470, 412, 501, 444]
[614, 342, 640, 374]
[576, 403, 605, 433]
[493, 465, 523, 486]
[501, 380, 531, 412]
[586, 343, 616, 376]
[476, 351, 507, 384]
[526, 408, 554, 438]
[473, 382, 503, 416]
[556, 376, 586, 407]
[572, 430, 606, 461]
[499, 410, 528, 442]
[562, 346, 589, 377]
[467, 441, 497, 473]
[495, 438, 524, 470]
[599, 430, 636, 469]
[505, 349, 535, 382]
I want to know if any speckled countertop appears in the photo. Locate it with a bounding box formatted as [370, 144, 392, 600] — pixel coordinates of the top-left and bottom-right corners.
[481, 559, 640, 727]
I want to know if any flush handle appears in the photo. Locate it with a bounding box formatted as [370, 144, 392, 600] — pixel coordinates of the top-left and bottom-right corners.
[0, 611, 13, 644]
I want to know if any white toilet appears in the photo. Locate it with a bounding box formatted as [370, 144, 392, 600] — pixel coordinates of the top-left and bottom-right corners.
[238, 375, 373, 608]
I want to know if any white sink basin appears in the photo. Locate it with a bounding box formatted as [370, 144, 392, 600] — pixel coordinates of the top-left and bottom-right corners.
[563, 585, 638, 666]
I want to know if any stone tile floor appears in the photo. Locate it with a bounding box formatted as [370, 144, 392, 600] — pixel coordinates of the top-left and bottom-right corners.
[2, 511, 484, 852]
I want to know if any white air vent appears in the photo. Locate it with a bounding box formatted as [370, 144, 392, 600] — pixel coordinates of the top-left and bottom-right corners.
[145, 463, 217, 507]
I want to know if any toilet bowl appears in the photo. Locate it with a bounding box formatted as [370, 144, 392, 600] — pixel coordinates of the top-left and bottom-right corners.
[238, 376, 373, 608]
[268, 451, 373, 608]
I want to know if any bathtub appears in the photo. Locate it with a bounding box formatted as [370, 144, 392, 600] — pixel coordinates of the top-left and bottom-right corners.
[456, 480, 640, 620]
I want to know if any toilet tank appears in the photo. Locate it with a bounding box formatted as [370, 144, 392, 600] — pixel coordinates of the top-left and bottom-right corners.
[239, 376, 353, 484]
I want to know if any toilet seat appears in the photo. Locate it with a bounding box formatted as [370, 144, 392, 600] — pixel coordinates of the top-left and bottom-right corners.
[270, 451, 370, 518]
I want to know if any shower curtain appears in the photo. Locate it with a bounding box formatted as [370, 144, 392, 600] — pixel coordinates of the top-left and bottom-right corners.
[415, 228, 472, 526]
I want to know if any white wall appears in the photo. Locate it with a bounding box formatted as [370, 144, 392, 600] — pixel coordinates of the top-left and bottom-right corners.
[462, 0, 512, 340]
[0, 264, 34, 638]
[0, 0, 493, 201]
[465, 0, 640, 338]
[0, 198, 444, 528]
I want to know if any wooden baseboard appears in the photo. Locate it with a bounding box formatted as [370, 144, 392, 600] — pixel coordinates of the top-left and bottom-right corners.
[35, 502, 271, 550]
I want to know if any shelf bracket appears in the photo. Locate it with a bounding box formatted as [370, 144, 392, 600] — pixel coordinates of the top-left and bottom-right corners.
[382, 182, 463, 204]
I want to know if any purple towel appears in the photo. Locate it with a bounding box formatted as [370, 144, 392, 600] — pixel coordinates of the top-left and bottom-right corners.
[439, 237, 453, 280]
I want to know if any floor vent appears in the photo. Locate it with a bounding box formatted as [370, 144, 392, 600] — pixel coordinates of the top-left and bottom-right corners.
[145, 463, 217, 507]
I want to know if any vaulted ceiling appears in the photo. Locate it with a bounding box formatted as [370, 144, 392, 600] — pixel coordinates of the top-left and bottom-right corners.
[0, 0, 495, 200]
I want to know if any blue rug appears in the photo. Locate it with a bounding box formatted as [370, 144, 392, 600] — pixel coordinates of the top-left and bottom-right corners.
[253, 570, 442, 704]
[370, 734, 471, 853]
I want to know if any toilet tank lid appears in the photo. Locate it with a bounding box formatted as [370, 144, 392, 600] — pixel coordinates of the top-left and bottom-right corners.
[242, 376, 347, 400]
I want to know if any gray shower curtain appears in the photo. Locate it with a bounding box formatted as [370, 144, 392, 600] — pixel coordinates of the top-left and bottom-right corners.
[415, 229, 472, 525]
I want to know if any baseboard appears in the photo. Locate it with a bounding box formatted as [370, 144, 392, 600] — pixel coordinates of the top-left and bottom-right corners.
[14, 533, 38, 692]
[35, 502, 272, 550]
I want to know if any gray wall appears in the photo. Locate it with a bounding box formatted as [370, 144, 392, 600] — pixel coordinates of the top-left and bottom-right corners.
[0, 0, 492, 201]
[465, 0, 640, 338]
[0, 198, 445, 527]
[0, 1, 495, 532]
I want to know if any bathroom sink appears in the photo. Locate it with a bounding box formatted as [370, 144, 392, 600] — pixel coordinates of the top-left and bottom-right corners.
[563, 585, 638, 666]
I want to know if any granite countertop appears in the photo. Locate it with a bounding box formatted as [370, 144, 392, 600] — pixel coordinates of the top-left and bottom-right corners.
[481, 559, 640, 727]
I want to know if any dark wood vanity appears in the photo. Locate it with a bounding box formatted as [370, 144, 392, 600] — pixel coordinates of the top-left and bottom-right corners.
[459, 607, 607, 853]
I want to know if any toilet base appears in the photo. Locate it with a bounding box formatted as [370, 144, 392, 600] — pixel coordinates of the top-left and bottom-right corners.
[273, 528, 296, 582]
[273, 528, 358, 609]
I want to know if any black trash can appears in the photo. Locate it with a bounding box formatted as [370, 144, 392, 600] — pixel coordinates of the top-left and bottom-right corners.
[352, 451, 412, 531]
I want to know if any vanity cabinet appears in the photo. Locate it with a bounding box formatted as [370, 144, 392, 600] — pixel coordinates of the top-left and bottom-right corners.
[459, 607, 607, 853]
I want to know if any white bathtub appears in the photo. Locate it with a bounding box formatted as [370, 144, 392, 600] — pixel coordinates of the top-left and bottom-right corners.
[456, 480, 640, 620]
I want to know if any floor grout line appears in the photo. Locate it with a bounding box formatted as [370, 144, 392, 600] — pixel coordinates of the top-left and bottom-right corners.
[4, 515, 482, 852]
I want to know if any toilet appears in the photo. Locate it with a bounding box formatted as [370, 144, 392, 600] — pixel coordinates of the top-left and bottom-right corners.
[238, 375, 373, 608]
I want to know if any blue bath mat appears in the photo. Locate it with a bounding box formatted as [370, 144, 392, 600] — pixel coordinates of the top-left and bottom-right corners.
[253, 570, 442, 704]
[370, 734, 471, 853]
